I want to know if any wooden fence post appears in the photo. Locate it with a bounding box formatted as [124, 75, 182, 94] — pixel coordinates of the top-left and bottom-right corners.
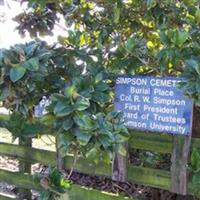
[18, 138, 32, 199]
[112, 142, 128, 182]
[170, 135, 191, 195]
[56, 135, 64, 172]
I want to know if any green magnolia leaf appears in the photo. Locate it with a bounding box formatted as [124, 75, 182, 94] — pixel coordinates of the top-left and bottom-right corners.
[38, 51, 53, 60]
[183, 0, 196, 7]
[98, 135, 111, 148]
[51, 94, 66, 101]
[192, 173, 200, 187]
[159, 31, 170, 45]
[195, 9, 200, 23]
[9, 66, 26, 82]
[23, 123, 41, 137]
[95, 72, 103, 83]
[25, 41, 39, 57]
[65, 85, 76, 98]
[74, 96, 90, 111]
[0, 87, 11, 100]
[57, 133, 74, 156]
[172, 31, 189, 47]
[113, 4, 120, 24]
[185, 59, 200, 74]
[39, 191, 51, 200]
[191, 150, 200, 172]
[95, 82, 109, 92]
[22, 57, 39, 71]
[125, 37, 136, 52]
[63, 118, 73, 131]
[60, 178, 71, 189]
[196, 81, 200, 94]
[147, 0, 157, 9]
[54, 101, 73, 117]
[74, 128, 92, 145]
[92, 92, 110, 104]
[58, 134, 73, 149]
[73, 114, 94, 130]
[40, 114, 55, 126]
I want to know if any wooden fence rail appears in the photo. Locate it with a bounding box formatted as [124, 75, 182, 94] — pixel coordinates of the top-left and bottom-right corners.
[0, 131, 200, 199]
[0, 142, 171, 190]
[1, 113, 200, 199]
[0, 168, 131, 200]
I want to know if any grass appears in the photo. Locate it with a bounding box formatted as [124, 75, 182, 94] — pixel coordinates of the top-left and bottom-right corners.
[0, 128, 55, 151]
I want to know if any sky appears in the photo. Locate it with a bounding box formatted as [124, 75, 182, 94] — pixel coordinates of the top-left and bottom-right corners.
[0, 0, 29, 48]
[0, 0, 66, 48]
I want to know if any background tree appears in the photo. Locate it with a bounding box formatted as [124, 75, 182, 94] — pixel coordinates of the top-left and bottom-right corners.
[14, 0, 200, 135]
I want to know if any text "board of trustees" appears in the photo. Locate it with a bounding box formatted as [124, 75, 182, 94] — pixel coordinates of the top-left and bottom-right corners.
[114, 76, 193, 135]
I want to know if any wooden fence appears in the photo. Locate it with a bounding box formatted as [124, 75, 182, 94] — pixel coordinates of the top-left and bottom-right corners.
[0, 115, 200, 199]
